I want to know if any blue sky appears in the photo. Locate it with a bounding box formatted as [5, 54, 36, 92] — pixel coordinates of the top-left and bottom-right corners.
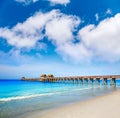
[0, 0, 120, 79]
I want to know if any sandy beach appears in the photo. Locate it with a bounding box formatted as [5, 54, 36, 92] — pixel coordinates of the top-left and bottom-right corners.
[28, 90, 120, 118]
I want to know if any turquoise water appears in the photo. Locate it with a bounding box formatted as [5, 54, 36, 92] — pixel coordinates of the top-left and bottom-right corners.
[0, 80, 120, 118]
[0, 80, 99, 101]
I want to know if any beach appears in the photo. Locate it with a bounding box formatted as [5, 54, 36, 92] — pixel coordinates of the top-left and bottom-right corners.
[28, 89, 120, 118]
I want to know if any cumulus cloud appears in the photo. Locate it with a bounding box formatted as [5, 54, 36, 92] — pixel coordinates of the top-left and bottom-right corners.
[56, 42, 92, 63]
[44, 13, 91, 62]
[45, 12, 120, 63]
[48, 0, 70, 5]
[0, 9, 80, 49]
[78, 13, 120, 62]
[15, 0, 70, 5]
[0, 49, 35, 65]
[95, 13, 99, 21]
[45, 13, 85, 62]
[0, 11, 49, 48]
[48, 13, 120, 63]
[106, 8, 112, 15]
[15, 0, 38, 5]
[45, 14, 80, 45]
[1, 8, 120, 63]
[0, 10, 66, 48]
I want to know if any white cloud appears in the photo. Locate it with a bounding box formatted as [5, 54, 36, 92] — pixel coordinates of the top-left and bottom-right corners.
[0, 9, 81, 63]
[0, 10, 78, 48]
[1, 8, 120, 63]
[56, 42, 92, 63]
[47, 13, 120, 63]
[0, 11, 48, 48]
[15, 0, 70, 5]
[0, 9, 82, 62]
[48, 0, 70, 5]
[45, 14, 80, 45]
[45, 13, 84, 62]
[106, 8, 112, 15]
[95, 13, 99, 21]
[0, 49, 37, 65]
[78, 13, 120, 62]
[15, 0, 38, 5]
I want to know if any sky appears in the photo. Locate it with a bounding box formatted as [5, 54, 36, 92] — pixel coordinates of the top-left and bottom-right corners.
[0, 0, 120, 79]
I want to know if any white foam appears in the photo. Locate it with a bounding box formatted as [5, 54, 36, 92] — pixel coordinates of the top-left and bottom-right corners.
[0, 92, 64, 102]
[0, 86, 99, 102]
[71, 86, 100, 92]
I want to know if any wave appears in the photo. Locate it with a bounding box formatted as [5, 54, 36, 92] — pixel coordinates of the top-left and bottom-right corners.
[68, 86, 100, 92]
[0, 92, 64, 102]
[0, 86, 99, 102]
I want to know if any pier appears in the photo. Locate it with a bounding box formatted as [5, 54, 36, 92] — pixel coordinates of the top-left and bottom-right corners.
[21, 74, 120, 85]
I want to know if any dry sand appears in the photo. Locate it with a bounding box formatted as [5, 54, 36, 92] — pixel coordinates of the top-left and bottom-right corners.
[28, 90, 120, 118]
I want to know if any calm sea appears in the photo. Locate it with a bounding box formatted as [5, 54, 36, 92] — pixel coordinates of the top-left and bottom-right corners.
[0, 80, 120, 118]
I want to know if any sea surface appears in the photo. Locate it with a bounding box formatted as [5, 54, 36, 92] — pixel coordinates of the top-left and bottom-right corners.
[0, 80, 120, 118]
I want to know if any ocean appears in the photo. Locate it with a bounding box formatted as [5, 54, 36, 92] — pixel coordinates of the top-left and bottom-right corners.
[0, 80, 120, 118]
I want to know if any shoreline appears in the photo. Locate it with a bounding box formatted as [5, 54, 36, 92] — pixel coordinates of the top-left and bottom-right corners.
[25, 89, 120, 118]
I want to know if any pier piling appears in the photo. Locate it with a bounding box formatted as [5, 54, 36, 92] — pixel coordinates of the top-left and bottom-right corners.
[102, 78, 108, 85]
[110, 78, 116, 85]
[89, 78, 94, 84]
[95, 78, 100, 85]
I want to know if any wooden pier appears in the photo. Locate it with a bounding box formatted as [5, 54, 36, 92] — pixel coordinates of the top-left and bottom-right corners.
[21, 74, 120, 85]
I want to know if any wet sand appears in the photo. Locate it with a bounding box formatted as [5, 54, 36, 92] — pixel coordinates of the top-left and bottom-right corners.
[28, 90, 120, 118]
